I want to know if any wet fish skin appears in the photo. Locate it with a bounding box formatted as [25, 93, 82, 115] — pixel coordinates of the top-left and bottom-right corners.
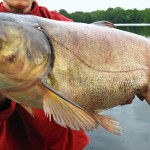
[0, 13, 51, 108]
[38, 17, 150, 109]
[0, 13, 150, 135]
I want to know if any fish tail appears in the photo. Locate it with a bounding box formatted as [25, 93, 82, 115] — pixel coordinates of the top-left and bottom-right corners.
[91, 113, 122, 135]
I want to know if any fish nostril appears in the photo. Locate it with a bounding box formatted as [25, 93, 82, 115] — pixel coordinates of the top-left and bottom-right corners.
[7, 54, 16, 63]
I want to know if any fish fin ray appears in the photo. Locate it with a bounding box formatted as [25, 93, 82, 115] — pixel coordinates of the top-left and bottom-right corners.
[41, 78, 86, 111]
[43, 90, 97, 131]
[92, 113, 122, 135]
[21, 105, 34, 117]
[95, 109, 107, 113]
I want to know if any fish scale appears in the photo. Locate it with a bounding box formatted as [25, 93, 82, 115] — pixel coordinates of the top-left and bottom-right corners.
[0, 13, 150, 135]
[51, 39, 148, 110]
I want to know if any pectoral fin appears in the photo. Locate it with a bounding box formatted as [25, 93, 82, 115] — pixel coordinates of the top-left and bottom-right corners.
[41, 79, 97, 131]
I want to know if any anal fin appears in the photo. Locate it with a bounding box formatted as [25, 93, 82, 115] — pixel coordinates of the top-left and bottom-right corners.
[92, 113, 122, 135]
[95, 109, 107, 113]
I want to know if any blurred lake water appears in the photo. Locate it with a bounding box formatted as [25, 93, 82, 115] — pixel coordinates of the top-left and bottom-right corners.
[84, 24, 150, 150]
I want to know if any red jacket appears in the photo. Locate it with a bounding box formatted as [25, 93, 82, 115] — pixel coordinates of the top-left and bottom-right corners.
[0, 1, 89, 150]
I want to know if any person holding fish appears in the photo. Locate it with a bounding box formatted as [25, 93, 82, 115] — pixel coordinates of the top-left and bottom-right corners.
[0, 0, 89, 150]
[0, 0, 149, 149]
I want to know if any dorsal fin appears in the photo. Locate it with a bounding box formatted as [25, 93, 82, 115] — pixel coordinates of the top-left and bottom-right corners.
[92, 21, 116, 28]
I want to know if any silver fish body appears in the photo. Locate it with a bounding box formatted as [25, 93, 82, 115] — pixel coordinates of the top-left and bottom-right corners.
[0, 13, 149, 135]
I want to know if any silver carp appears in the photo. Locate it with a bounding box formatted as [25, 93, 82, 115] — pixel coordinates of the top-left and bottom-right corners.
[0, 13, 149, 135]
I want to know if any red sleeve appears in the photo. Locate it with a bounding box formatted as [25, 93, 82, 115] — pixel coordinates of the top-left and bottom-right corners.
[50, 128, 89, 150]
[0, 100, 16, 122]
[65, 129, 89, 150]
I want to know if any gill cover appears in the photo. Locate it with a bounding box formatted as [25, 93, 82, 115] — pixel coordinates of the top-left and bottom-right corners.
[0, 13, 51, 90]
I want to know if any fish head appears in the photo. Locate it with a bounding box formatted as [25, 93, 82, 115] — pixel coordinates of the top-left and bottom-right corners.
[0, 16, 26, 72]
[0, 13, 51, 89]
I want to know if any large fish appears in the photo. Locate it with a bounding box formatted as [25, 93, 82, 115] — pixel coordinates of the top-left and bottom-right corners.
[0, 13, 149, 135]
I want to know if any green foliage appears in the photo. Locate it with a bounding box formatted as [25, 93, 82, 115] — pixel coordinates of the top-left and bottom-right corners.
[58, 9, 69, 18]
[143, 8, 150, 23]
[58, 8, 150, 23]
[91, 10, 105, 22]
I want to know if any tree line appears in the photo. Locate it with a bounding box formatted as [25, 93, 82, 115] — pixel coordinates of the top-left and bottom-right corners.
[58, 7, 150, 23]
